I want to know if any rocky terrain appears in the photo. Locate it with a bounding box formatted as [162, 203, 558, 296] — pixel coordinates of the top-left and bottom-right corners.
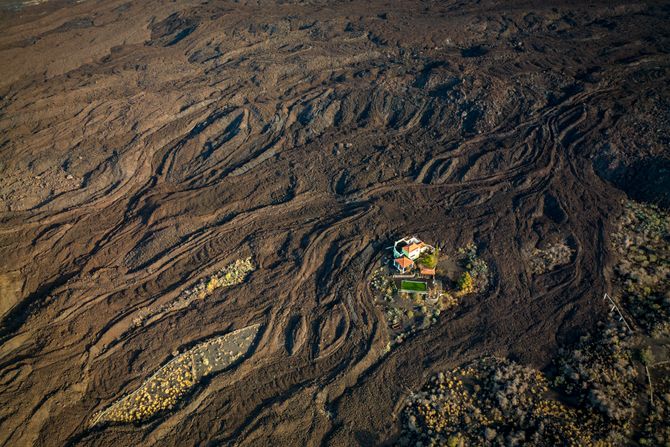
[0, 0, 668, 445]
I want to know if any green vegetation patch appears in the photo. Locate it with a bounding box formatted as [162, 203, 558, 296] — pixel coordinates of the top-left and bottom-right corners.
[400, 357, 605, 447]
[611, 200, 669, 336]
[401, 317, 670, 446]
[553, 321, 638, 436]
[400, 280, 428, 292]
[553, 320, 670, 446]
[456, 242, 490, 294]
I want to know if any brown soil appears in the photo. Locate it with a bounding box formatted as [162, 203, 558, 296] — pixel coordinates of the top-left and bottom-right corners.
[0, 0, 668, 445]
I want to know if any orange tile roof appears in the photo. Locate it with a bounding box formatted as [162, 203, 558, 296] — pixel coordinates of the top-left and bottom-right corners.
[404, 242, 423, 253]
[394, 256, 414, 268]
[420, 266, 436, 275]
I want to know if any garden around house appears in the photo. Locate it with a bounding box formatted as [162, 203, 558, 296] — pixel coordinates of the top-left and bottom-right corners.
[370, 237, 491, 345]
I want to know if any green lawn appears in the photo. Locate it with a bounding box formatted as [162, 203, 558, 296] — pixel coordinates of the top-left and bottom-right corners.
[400, 280, 428, 292]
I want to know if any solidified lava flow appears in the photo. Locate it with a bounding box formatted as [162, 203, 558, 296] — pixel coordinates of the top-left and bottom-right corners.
[0, 1, 668, 445]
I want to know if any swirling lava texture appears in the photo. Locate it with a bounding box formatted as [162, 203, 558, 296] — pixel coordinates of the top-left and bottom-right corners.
[0, 0, 668, 445]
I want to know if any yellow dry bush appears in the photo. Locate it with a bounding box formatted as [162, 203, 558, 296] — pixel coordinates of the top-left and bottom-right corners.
[457, 271, 474, 294]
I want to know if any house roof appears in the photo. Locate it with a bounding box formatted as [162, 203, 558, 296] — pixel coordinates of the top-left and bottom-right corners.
[394, 256, 414, 268]
[419, 266, 436, 275]
[403, 242, 425, 253]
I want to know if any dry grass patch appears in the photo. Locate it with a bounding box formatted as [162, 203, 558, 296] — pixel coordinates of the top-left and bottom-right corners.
[133, 257, 255, 328]
[91, 324, 260, 425]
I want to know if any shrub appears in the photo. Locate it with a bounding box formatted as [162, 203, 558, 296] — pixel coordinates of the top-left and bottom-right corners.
[639, 347, 655, 365]
[458, 272, 474, 293]
[401, 357, 598, 446]
[447, 434, 464, 447]
[456, 243, 490, 292]
[611, 200, 669, 336]
[206, 276, 220, 293]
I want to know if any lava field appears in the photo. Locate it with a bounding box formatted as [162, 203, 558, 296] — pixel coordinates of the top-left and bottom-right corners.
[0, 0, 669, 445]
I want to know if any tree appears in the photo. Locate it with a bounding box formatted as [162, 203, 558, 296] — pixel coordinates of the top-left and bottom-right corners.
[418, 248, 439, 269]
[458, 271, 474, 293]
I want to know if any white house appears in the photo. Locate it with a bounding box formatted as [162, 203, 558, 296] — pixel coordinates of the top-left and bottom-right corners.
[393, 236, 433, 261]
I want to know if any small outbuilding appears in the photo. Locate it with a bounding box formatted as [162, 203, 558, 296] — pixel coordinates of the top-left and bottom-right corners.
[419, 266, 436, 277]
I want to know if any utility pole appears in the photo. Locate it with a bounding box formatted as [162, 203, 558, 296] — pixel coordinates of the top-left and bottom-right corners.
[603, 293, 633, 333]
